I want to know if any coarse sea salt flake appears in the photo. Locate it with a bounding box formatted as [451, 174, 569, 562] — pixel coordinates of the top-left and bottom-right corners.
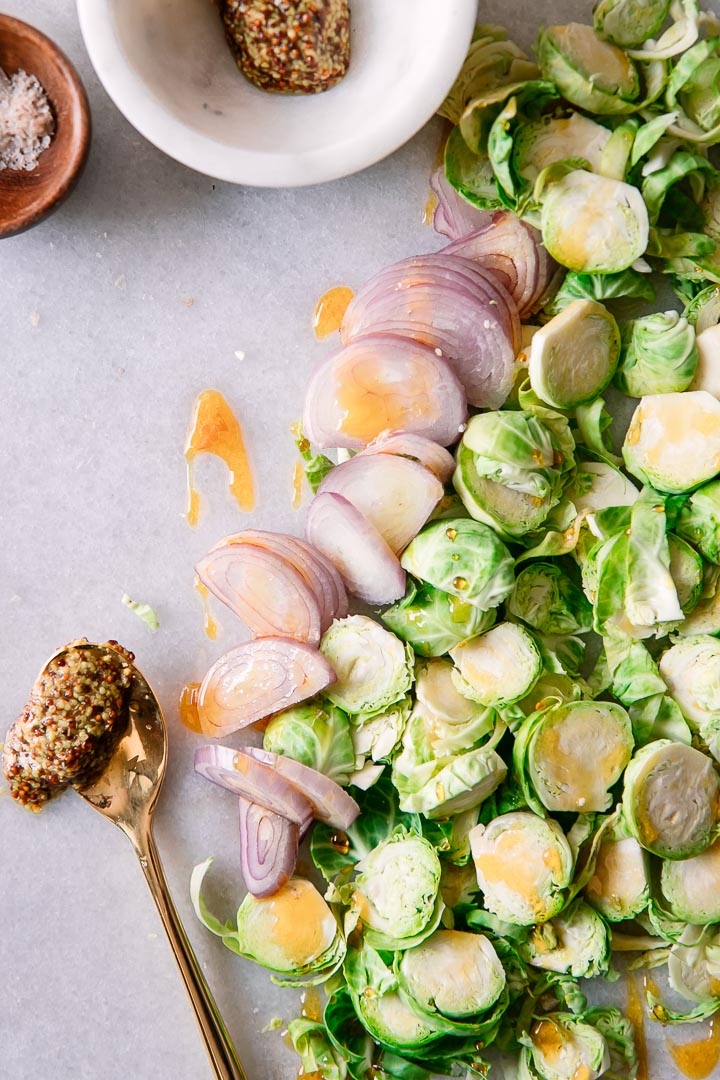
[0, 66, 54, 171]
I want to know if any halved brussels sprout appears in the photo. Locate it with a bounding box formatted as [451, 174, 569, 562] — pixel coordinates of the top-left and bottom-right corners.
[515, 699, 634, 814]
[352, 829, 442, 948]
[345, 944, 444, 1052]
[454, 443, 558, 539]
[622, 739, 720, 859]
[350, 695, 410, 773]
[593, 0, 672, 48]
[396, 929, 506, 1023]
[263, 699, 355, 786]
[661, 837, 720, 924]
[392, 700, 507, 818]
[515, 112, 610, 184]
[470, 811, 574, 925]
[565, 461, 639, 514]
[529, 300, 620, 409]
[677, 478, 720, 564]
[680, 56, 720, 133]
[460, 411, 574, 499]
[584, 835, 650, 921]
[520, 1014, 611, 1080]
[381, 579, 497, 658]
[614, 311, 698, 396]
[541, 171, 649, 273]
[439, 24, 539, 124]
[666, 924, 720, 1019]
[191, 860, 345, 984]
[668, 534, 704, 613]
[535, 23, 640, 113]
[690, 325, 720, 397]
[320, 615, 414, 716]
[451, 623, 542, 707]
[623, 391, 720, 493]
[659, 636, 720, 755]
[508, 562, 593, 637]
[520, 899, 610, 978]
[400, 518, 515, 611]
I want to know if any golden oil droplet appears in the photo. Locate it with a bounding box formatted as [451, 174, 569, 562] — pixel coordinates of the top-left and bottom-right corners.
[445, 527, 458, 540]
[452, 576, 469, 590]
[330, 831, 350, 855]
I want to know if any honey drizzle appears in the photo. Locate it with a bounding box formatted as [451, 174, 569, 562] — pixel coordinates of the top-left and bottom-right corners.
[178, 682, 202, 733]
[291, 460, 305, 510]
[194, 576, 218, 639]
[313, 286, 354, 339]
[625, 973, 648, 1080]
[184, 389, 255, 526]
[668, 1019, 720, 1079]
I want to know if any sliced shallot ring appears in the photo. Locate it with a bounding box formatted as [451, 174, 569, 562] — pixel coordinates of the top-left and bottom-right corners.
[243, 747, 360, 831]
[317, 453, 443, 555]
[302, 334, 468, 450]
[196, 543, 322, 644]
[429, 165, 493, 241]
[362, 430, 456, 483]
[306, 493, 406, 605]
[194, 744, 313, 827]
[237, 796, 299, 899]
[197, 637, 336, 736]
[445, 213, 541, 318]
[340, 253, 519, 409]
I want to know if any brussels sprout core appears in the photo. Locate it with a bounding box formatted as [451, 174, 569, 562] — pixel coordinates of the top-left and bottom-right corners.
[622, 740, 720, 859]
[470, 811, 573, 924]
[529, 299, 620, 409]
[524, 1015, 611, 1080]
[354, 831, 441, 942]
[661, 838, 720, 924]
[536, 23, 639, 112]
[398, 929, 506, 1018]
[541, 171, 649, 273]
[584, 836, 650, 921]
[623, 391, 720, 493]
[451, 622, 542, 707]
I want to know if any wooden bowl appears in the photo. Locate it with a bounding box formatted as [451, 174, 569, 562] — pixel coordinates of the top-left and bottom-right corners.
[0, 15, 91, 239]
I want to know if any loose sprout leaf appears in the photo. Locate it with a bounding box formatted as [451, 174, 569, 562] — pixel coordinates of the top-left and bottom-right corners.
[121, 592, 159, 631]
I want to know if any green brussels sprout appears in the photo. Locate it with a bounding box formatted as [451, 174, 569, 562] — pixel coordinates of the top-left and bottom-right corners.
[680, 57, 720, 133]
[439, 24, 539, 124]
[508, 563, 593, 637]
[593, 0, 672, 48]
[287, 1019, 346, 1080]
[520, 1014, 611, 1080]
[544, 268, 656, 317]
[400, 518, 515, 611]
[395, 929, 507, 1030]
[662, 924, 720, 1022]
[350, 696, 411, 781]
[668, 533, 704, 613]
[352, 829, 442, 949]
[529, 300, 621, 409]
[514, 112, 610, 184]
[659, 635, 720, 756]
[444, 123, 504, 212]
[677, 478, 720, 564]
[263, 699, 355, 785]
[520, 899, 610, 978]
[460, 410, 575, 498]
[191, 860, 345, 985]
[541, 170, 649, 273]
[470, 811, 574, 925]
[381, 579, 496, 658]
[685, 283, 720, 330]
[678, 565, 720, 637]
[450, 623, 543, 708]
[514, 699, 633, 814]
[584, 835, 650, 921]
[535, 23, 640, 114]
[622, 739, 720, 859]
[661, 837, 720, 924]
[565, 461, 639, 514]
[392, 681, 507, 818]
[614, 311, 698, 396]
[454, 443, 559, 539]
[320, 616, 414, 716]
[344, 944, 444, 1052]
[623, 391, 720, 493]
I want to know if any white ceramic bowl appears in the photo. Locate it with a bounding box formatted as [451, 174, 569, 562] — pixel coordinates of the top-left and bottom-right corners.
[77, 0, 476, 187]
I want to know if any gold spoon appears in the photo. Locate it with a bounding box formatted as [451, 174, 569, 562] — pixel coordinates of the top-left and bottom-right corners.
[61, 644, 248, 1080]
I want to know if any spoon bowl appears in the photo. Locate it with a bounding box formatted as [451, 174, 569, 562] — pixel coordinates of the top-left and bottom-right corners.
[38, 643, 248, 1080]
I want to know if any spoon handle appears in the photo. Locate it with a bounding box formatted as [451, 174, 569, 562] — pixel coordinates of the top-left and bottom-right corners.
[135, 828, 249, 1080]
